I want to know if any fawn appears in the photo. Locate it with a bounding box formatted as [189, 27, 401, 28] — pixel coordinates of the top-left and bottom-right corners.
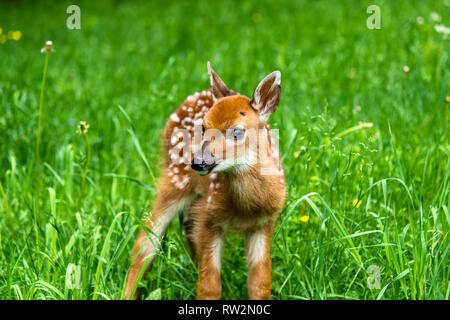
[124, 63, 286, 300]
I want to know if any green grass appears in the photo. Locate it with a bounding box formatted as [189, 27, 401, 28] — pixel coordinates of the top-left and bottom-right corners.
[0, 0, 449, 300]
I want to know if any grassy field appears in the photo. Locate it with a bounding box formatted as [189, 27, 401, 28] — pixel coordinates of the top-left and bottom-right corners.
[0, 0, 449, 300]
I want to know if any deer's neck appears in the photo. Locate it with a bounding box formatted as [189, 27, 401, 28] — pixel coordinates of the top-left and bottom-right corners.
[224, 164, 275, 217]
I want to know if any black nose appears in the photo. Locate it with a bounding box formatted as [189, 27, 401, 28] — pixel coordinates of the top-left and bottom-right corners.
[191, 156, 215, 173]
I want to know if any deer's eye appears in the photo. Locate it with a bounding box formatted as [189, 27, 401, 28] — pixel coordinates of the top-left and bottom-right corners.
[228, 128, 245, 141]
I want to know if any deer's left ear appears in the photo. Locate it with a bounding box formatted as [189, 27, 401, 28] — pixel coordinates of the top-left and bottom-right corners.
[250, 71, 281, 121]
[207, 61, 233, 99]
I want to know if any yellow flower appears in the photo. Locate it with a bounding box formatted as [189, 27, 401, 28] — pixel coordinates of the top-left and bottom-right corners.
[0, 27, 2, 35]
[352, 199, 362, 208]
[300, 215, 310, 223]
[12, 31, 21, 41]
[0, 35, 6, 44]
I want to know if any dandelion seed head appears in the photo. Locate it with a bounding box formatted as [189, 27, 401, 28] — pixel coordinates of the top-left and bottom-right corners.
[41, 40, 54, 53]
[77, 121, 90, 135]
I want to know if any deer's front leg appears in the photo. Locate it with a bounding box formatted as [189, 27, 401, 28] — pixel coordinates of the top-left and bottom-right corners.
[196, 224, 225, 300]
[245, 223, 274, 300]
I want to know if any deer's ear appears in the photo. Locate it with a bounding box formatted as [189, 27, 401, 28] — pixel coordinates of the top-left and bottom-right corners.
[208, 61, 233, 99]
[250, 71, 281, 121]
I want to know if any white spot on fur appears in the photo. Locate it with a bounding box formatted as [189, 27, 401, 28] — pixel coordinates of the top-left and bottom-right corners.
[170, 153, 179, 163]
[175, 176, 189, 189]
[194, 112, 204, 119]
[171, 135, 179, 145]
[170, 113, 180, 123]
[210, 173, 218, 180]
[193, 119, 203, 126]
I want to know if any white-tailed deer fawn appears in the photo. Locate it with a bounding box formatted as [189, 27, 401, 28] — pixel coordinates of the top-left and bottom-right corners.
[124, 62, 286, 300]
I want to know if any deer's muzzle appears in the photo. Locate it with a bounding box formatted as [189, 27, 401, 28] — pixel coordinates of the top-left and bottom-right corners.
[191, 141, 216, 175]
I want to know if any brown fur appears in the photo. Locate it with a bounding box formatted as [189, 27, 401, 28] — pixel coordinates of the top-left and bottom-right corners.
[124, 65, 285, 300]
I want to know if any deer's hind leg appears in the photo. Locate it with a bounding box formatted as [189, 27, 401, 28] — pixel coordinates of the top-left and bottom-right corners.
[124, 171, 195, 300]
[183, 217, 197, 259]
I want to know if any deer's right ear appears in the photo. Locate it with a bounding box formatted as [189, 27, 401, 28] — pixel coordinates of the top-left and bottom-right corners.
[250, 71, 281, 121]
[207, 61, 233, 99]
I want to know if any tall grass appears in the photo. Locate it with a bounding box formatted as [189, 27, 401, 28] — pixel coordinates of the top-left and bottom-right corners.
[35, 43, 51, 218]
[0, 0, 448, 300]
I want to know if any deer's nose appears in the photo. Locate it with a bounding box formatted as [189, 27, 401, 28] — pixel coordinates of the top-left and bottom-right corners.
[191, 154, 216, 173]
[191, 142, 216, 174]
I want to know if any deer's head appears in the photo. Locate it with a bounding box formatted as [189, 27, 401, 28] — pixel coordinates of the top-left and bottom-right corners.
[191, 62, 282, 175]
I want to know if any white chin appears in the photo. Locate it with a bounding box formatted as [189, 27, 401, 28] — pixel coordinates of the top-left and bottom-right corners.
[212, 161, 250, 174]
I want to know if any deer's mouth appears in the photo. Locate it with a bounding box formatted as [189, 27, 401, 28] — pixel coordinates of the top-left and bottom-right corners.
[191, 156, 216, 176]
[192, 165, 216, 176]
[195, 167, 215, 176]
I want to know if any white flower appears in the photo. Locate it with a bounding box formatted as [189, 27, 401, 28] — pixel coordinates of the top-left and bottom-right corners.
[434, 24, 450, 39]
[403, 66, 410, 73]
[431, 12, 441, 22]
[416, 16, 424, 25]
[40, 40, 54, 53]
